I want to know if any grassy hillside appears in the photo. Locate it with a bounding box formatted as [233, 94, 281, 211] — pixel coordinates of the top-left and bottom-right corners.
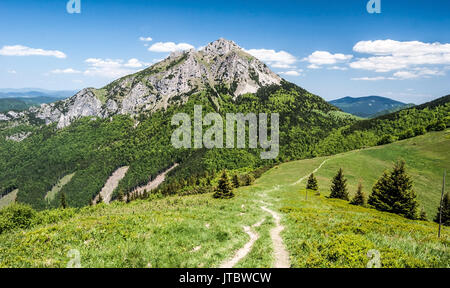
[317, 95, 449, 156]
[0, 131, 448, 268]
[301, 130, 450, 218]
[0, 82, 356, 210]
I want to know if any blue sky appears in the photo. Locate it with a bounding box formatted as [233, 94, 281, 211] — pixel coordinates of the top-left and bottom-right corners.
[0, 0, 449, 104]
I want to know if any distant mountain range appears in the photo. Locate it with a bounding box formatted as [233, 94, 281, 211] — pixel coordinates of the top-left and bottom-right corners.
[329, 96, 415, 118]
[0, 89, 76, 113]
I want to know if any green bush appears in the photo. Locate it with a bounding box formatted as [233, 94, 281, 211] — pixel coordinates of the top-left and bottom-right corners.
[377, 135, 395, 145]
[427, 120, 446, 132]
[399, 129, 415, 140]
[413, 126, 426, 136]
[0, 203, 36, 234]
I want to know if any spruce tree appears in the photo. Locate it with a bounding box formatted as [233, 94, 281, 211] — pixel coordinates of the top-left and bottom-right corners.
[419, 208, 428, 221]
[368, 161, 419, 219]
[98, 194, 103, 204]
[306, 173, 318, 191]
[244, 174, 255, 186]
[232, 174, 240, 188]
[330, 168, 349, 200]
[214, 170, 234, 199]
[118, 189, 125, 202]
[350, 182, 366, 206]
[60, 192, 67, 209]
[434, 193, 450, 226]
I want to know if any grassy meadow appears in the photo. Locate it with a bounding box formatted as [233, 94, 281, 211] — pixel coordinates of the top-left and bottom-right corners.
[0, 131, 449, 268]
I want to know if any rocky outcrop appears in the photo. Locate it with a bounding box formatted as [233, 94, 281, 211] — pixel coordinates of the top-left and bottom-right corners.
[6, 132, 32, 142]
[31, 89, 103, 128]
[0, 113, 9, 121]
[23, 39, 282, 128]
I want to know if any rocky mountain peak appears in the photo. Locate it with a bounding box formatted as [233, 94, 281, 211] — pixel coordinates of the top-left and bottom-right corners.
[9, 39, 282, 128]
[203, 38, 240, 56]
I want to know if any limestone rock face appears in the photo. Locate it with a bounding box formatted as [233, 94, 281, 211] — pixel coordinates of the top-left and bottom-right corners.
[32, 89, 103, 128]
[23, 39, 282, 128]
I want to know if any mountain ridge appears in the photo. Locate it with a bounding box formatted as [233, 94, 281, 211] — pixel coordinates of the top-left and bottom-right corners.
[0, 39, 282, 128]
[330, 95, 414, 118]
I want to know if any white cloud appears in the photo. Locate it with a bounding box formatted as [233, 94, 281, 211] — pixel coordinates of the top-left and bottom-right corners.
[83, 58, 149, 78]
[139, 37, 153, 42]
[123, 58, 147, 68]
[244, 49, 297, 69]
[393, 71, 417, 79]
[307, 64, 321, 69]
[271, 63, 295, 69]
[148, 42, 195, 53]
[353, 39, 450, 56]
[50, 68, 82, 74]
[0, 45, 66, 58]
[303, 51, 353, 68]
[7, 70, 17, 74]
[350, 40, 450, 73]
[279, 70, 301, 76]
[351, 76, 395, 81]
[328, 66, 348, 71]
[394, 68, 444, 79]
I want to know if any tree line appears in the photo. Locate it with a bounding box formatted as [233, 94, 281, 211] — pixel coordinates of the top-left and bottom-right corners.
[306, 161, 449, 225]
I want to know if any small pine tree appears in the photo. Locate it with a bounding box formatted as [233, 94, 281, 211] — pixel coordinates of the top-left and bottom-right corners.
[126, 193, 131, 203]
[306, 173, 318, 191]
[350, 182, 366, 206]
[368, 161, 419, 219]
[60, 192, 67, 209]
[330, 168, 349, 200]
[434, 193, 450, 226]
[214, 170, 235, 199]
[232, 174, 240, 188]
[118, 189, 125, 202]
[419, 208, 428, 221]
[98, 194, 103, 204]
[244, 174, 255, 186]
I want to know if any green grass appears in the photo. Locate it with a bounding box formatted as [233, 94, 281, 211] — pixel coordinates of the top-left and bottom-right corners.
[304, 130, 449, 218]
[0, 132, 448, 268]
[0, 190, 276, 268]
[93, 89, 107, 104]
[44, 173, 75, 204]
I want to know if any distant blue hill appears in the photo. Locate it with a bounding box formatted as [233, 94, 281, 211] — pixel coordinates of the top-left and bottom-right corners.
[0, 89, 77, 113]
[329, 96, 415, 118]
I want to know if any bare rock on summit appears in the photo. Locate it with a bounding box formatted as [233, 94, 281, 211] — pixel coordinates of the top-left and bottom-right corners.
[25, 39, 282, 128]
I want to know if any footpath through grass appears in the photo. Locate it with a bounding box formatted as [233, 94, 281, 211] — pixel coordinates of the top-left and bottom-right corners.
[0, 132, 449, 267]
[259, 159, 449, 268]
[0, 188, 275, 268]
